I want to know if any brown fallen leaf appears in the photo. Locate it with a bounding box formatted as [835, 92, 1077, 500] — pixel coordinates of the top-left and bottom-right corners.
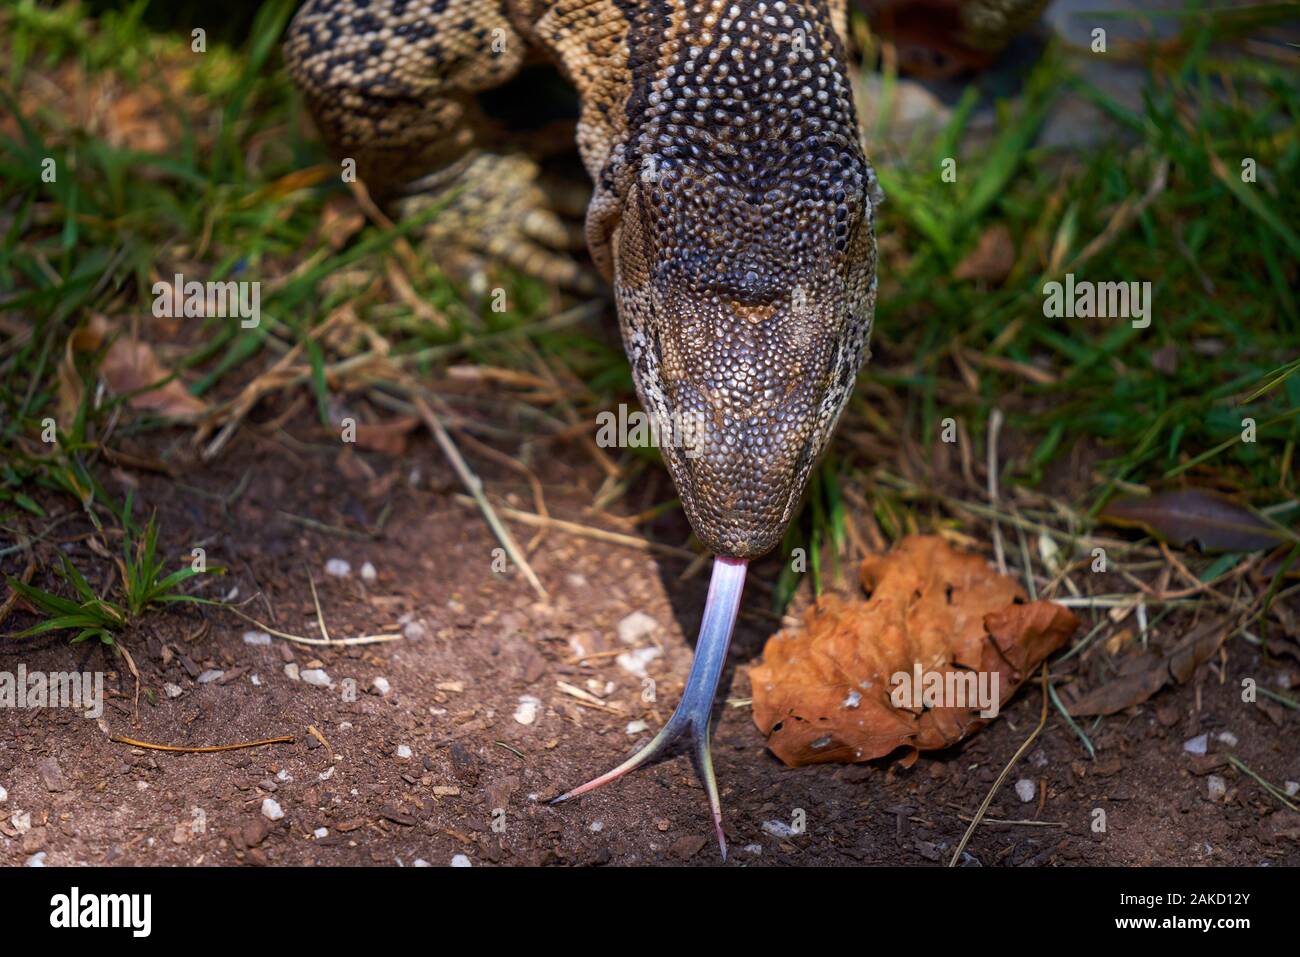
[318, 195, 366, 251]
[1061, 616, 1231, 717]
[101, 336, 209, 421]
[1100, 489, 1288, 553]
[353, 416, 420, 456]
[749, 535, 1079, 767]
[953, 224, 1016, 283]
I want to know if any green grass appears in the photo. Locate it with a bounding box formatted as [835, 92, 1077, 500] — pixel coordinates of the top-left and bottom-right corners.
[5, 503, 222, 645]
[0, 0, 1296, 609]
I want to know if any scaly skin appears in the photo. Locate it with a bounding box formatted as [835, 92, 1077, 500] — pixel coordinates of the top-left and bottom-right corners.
[285, 0, 1038, 856]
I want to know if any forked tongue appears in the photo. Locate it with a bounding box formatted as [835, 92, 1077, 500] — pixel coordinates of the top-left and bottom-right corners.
[550, 556, 749, 859]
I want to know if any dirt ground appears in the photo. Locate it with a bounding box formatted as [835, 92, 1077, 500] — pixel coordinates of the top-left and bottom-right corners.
[2, 401, 1298, 869]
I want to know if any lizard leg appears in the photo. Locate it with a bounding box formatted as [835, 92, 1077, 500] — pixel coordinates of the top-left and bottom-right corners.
[284, 0, 597, 291]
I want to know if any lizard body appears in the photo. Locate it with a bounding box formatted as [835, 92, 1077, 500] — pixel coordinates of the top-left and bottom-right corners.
[285, 0, 1040, 855]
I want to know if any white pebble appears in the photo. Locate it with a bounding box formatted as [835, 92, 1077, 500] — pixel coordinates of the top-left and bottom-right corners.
[300, 668, 331, 687]
[0, 785, 6, 802]
[12, 812, 31, 833]
[324, 558, 352, 578]
[164, 683, 183, 699]
[403, 621, 427, 641]
[396, 745, 412, 759]
[371, 676, 391, 696]
[1014, 778, 1037, 803]
[261, 798, 284, 821]
[1286, 781, 1299, 798]
[318, 766, 335, 781]
[413, 859, 431, 867]
[197, 670, 224, 684]
[276, 770, 292, 782]
[450, 854, 472, 868]
[626, 720, 649, 735]
[589, 821, 604, 832]
[1207, 775, 1227, 801]
[1216, 730, 1238, 747]
[1183, 734, 1208, 755]
[360, 561, 377, 582]
[26, 852, 46, 867]
[743, 843, 763, 856]
[513, 695, 542, 726]
[313, 827, 329, 839]
[616, 646, 662, 680]
[617, 610, 659, 645]
[762, 820, 797, 839]
[284, 663, 301, 682]
[250, 674, 262, 686]
[242, 630, 272, 646]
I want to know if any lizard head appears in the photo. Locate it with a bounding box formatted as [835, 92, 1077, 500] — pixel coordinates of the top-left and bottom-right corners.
[608, 137, 878, 559]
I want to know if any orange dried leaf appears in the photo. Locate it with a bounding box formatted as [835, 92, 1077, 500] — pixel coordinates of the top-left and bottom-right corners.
[749, 535, 1078, 767]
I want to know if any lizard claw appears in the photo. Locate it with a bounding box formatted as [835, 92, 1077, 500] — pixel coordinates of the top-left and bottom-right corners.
[398, 151, 600, 293]
[550, 556, 748, 860]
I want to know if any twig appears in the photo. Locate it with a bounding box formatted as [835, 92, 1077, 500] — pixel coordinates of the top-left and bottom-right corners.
[451, 495, 698, 560]
[986, 408, 1007, 575]
[110, 735, 294, 753]
[223, 603, 401, 646]
[948, 664, 1050, 867]
[410, 393, 548, 600]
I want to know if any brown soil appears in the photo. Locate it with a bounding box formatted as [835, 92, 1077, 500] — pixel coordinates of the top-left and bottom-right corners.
[2, 417, 1298, 867]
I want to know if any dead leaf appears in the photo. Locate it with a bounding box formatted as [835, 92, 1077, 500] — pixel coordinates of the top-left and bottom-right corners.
[1061, 616, 1230, 717]
[1101, 489, 1287, 552]
[953, 224, 1016, 283]
[318, 196, 366, 251]
[749, 535, 1079, 766]
[353, 416, 420, 456]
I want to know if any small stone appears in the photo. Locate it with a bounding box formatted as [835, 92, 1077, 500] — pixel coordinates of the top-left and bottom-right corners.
[1183, 734, 1209, 755]
[284, 663, 301, 682]
[1286, 782, 1299, 798]
[762, 819, 797, 839]
[413, 859, 431, 867]
[670, 834, 708, 860]
[164, 683, 183, 699]
[1014, 778, 1037, 803]
[626, 720, 649, 735]
[360, 562, 377, 582]
[743, 843, 762, 855]
[0, 786, 7, 802]
[513, 695, 541, 726]
[250, 674, 262, 686]
[1207, 775, 1227, 801]
[197, 669, 224, 684]
[450, 854, 472, 867]
[1217, 730, 1239, 747]
[25, 852, 46, 867]
[12, 812, 31, 833]
[22, 827, 46, 853]
[324, 558, 351, 578]
[617, 611, 659, 645]
[276, 770, 292, 782]
[300, 668, 331, 687]
[403, 621, 427, 641]
[589, 821, 604, 832]
[37, 757, 67, 792]
[616, 646, 661, 680]
[396, 745, 412, 760]
[371, 676, 391, 696]
[261, 798, 284, 821]
[313, 827, 329, 839]
[242, 630, 272, 646]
